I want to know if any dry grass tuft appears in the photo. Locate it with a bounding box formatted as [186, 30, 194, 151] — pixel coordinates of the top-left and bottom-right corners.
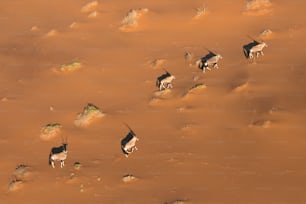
[120, 8, 149, 31]
[40, 123, 62, 141]
[74, 103, 105, 127]
[81, 1, 99, 13]
[243, 0, 272, 16]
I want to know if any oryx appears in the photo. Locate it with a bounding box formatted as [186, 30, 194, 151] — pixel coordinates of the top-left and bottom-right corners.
[121, 124, 139, 157]
[156, 69, 176, 91]
[49, 135, 68, 168]
[243, 36, 268, 59]
[196, 50, 223, 73]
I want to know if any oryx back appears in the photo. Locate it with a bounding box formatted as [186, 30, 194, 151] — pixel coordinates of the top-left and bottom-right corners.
[121, 131, 139, 157]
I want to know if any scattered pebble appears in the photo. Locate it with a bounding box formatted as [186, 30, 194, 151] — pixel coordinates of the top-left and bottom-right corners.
[45, 29, 58, 37]
[122, 174, 137, 183]
[73, 162, 82, 170]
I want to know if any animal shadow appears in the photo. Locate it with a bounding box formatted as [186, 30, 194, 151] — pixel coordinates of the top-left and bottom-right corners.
[243, 40, 259, 59]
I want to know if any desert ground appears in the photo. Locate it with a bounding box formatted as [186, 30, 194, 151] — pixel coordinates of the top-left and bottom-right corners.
[0, 0, 306, 203]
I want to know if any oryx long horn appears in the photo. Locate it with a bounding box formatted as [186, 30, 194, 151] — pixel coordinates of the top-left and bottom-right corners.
[123, 123, 136, 136]
[60, 134, 68, 144]
[247, 34, 260, 43]
[162, 68, 171, 75]
[204, 47, 216, 55]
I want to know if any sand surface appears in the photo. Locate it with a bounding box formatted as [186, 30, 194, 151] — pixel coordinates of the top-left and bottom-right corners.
[0, 0, 306, 203]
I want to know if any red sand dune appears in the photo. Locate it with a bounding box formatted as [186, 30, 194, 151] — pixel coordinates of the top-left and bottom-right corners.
[0, 0, 306, 203]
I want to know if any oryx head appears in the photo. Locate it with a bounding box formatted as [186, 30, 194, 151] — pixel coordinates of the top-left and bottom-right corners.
[217, 54, 223, 59]
[263, 42, 268, 48]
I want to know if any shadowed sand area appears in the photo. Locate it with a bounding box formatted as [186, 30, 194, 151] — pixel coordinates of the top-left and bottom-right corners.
[0, 0, 306, 203]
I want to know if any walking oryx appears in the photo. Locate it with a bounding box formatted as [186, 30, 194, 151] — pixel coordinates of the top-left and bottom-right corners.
[121, 124, 139, 157]
[243, 36, 268, 59]
[196, 50, 223, 73]
[49, 135, 68, 168]
[156, 69, 176, 91]
[248, 41, 267, 59]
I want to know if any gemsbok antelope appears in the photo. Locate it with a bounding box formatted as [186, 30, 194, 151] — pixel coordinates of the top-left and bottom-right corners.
[248, 41, 268, 59]
[121, 124, 139, 157]
[196, 50, 223, 73]
[49, 135, 68, 168]
[243, 36, 268, 60]
[156, 69, 176, 91]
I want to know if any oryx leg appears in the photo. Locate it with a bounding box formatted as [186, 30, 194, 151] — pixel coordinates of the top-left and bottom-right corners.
[60, 160, 65, 168]
[51, 161, 55, 168]
[213, 63, 219, 69]
[159, 83, 164, 91]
